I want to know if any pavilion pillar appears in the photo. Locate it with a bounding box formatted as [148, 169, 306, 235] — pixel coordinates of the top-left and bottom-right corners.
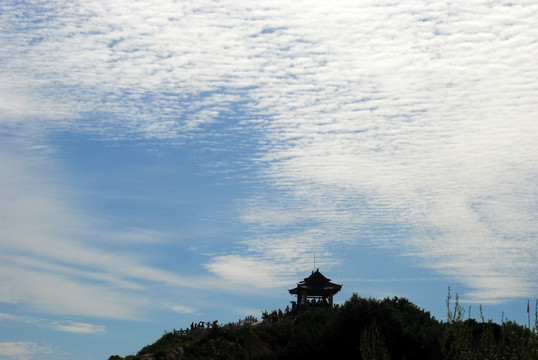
[329, 295, 333, 307]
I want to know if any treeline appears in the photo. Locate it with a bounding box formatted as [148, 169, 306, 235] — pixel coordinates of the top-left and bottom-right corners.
[109, 292, 537, 360]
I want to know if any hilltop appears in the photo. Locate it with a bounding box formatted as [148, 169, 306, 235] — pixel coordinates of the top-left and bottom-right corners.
[109, 293, 537, 360]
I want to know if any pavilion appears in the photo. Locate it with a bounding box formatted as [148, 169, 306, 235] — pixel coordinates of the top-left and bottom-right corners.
[289, 269, 342, 308]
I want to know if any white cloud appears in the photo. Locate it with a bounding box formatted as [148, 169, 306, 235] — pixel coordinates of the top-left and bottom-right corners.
[0, 146, 216, 319]
[0, 313, 105, 334]
[1, 0, 537, 304]
[169, 305, 195, 315]
[0, 342, 52, 360]
[203, 1, 537, 301]
[51, 321, 106, 334]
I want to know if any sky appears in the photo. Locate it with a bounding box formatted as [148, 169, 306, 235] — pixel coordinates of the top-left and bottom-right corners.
[0, 0, 537, 359]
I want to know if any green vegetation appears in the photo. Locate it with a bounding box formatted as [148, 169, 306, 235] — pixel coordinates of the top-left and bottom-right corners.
[109, 291, 538, 360]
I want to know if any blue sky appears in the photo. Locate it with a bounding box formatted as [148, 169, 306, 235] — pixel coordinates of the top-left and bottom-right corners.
[1, 0, 537, 359]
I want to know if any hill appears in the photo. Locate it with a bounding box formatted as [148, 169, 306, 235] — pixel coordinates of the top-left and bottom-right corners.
[109, 293, 538, 360]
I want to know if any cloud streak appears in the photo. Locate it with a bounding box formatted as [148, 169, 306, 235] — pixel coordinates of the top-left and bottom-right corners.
[0, 145, 227, 320]
[0, 313, 105, 334]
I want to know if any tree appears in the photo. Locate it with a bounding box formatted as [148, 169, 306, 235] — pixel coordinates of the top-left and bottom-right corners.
[360, 321, 390, 360]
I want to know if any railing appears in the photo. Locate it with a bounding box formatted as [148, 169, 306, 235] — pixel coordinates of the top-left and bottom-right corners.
[173, 316, 259, 337]
[223, 315, 259, 328]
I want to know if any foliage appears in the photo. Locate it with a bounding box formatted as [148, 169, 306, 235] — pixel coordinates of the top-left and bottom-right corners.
[441, 287, 538, 360]
[136, 331, 187, 358]
[535, 298, 538, 334]
[109, 292, 538, 360]
[359, 321, 390, 360]
[327, 293, 442, 360]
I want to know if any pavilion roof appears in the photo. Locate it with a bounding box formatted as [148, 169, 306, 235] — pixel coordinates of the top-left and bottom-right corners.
[288, 269, 342, 296]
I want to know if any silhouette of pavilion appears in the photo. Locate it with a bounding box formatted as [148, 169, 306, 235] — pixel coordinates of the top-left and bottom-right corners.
[289, 269, 342, 308]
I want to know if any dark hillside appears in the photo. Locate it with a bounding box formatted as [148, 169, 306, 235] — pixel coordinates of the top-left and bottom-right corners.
[109, 294, 538, 360]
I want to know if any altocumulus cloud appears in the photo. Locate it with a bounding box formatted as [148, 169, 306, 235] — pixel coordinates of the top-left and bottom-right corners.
[1, 0, 537, 307]
[208, 1, 537, 302]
